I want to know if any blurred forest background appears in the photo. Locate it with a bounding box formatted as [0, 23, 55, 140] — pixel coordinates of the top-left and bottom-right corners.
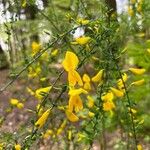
[0, 0, 150, 150]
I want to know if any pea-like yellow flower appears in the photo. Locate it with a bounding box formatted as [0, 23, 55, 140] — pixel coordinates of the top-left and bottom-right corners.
[65, 109, 79, 122]
[35, 86, 52, 100]
[128, 7, 134, 16]
[129, 68, 146, 75]
[83, 74, 91, 90]
[62, 51, 83, 86]
[88, 111, 95, 118]
[77, 132, 86, 142]
[22, 0, 26, 8]
[110, 87, 124, 98]
[103, 101, 115, 111]
[17, 103, 24, 109]
[10, 98, 19, 106]
[101, 91, 114, 102]
[40, 77, 47, 82]
[31, 41, 41, 56]
[137, 144, 143, 150]
[147, 48, 150, 54]
[68, 70, 83, 86]
[131, 79, 145, 86]
[43, 129, 53, 139]
[130, 0, 136, 4]
[28, 66, 41, 78]
[84, 82, 91, 90]
[15, 144, 21, 150]
[92, 69, 104, 83]
[56, 128, 63, 136]
[75, 36, 91, 45]
[129, 108, 137, 114]
[56, 120, 67, 136]
[69, 88, 88, 96]
[60, 119, 67, 129]
[51, 49, 58, 56]
[136, 33, 145, 38]
[68, 95, 83, 112]
[26, 87, 35, 96]
[77, 18, 89, 25]
[117, 73, 128, 90]
[83, 74, 90, 82]
[35, 109, 51, 128]
[87, 96, 94, 108]
[68, 130, 72, 140]
[92, 56, 99, 61]
[62, 51, 79, 71]
[137, 4, 142, 13]
[36, 104, 43, 116]
[40, 52, 49, 61]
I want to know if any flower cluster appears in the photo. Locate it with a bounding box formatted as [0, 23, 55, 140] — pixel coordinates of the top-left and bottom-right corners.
[62, 51, 104, 122]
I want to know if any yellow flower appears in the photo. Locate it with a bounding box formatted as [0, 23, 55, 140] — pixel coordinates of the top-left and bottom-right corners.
[56, 120, 67, 135]
[22, 0, 26, 8]
[129, 108, 137, 114]
[137, 144, 143, 150]
[69, 88, 88, 96]
[56, 128, 63, 136]
[15, 144, 21, 150]
[60, 119, 67, 129]
[36, 104, 43, 116]
[28, 66, 41, 78]
[92, 69, 104, 83]
[51, 49, 58, 56]
[88, 111, 95, 118]
[62, 51, 79, 72]
[31, 41, 41, 56]
[117, 73, 128, 90]
[110, 87, 124, 98]
[68, 95, 83, 112]
[77, 133, 86, 142]
[101, 92, 114, 102]
[43, 129, 53, 139]
[17, 103, 24, 109]
[103, 101, 115, 111]
[10, 98, 19, 106]
[129, 68, 146, 75]
[92, 56, 99, 61]
[40, 77, 47, 82]
[136, 33, 145, 38]
[83, 74, 91, 90]
[87, 96, 94, 108]
[139, 0, 143, 4]
[137, 4, 142, 13]
[35, 109, 51, 128]
[147, 48, 150, 54]
[131, 79, 145, 86]
[130, 0, 136, 4]
[122, 73, 128, 82]
[83, 74, 90, 82]
[128, 7, 134, 16]
[68, 130, 72, 140]
[84, 82, 91, 90]
[26, 87, 35, 96]
[40, 52, 49, 61]
[35, 86, 52, 100]
[75, 36, 91, 45]
[57, 105, 66, 111]
[62, 51, 83, 86]
[77, 18, 89, 25]
[68, 70, 83, 86]
[66, 109, 79, 122]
